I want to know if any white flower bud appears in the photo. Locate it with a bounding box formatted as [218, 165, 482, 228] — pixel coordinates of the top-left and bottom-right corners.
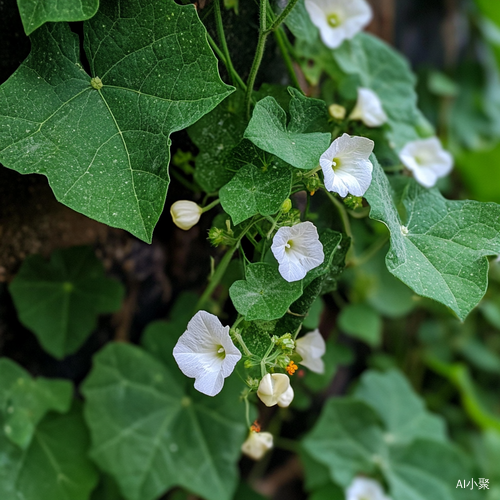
[170, 200, 202, 230]
[277, 385, 294, 408]
[257, 373, 291, 407]
[241, 431, 274, 460]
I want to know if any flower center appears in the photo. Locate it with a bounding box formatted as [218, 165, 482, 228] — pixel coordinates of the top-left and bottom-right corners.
[285, 240, 293, 251]
[216, 345, 226, 359]
[331, 157, 341, 171]
[326, 13, 341, 28]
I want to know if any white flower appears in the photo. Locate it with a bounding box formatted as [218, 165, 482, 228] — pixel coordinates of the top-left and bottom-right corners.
[170, 200, 202, 230]
[295, 329, 326, 374]
[349, 88, 388, 127]
[173, 311, 241, 396]
[320, 133, 374, 197]
[305, 0, 372, 49]
[346, 477, 391, 500]
[257, 373, 293, 407]
[398, 137, 453, 188]
[241, 431, 274, 460]
[271, 221, 324, 282]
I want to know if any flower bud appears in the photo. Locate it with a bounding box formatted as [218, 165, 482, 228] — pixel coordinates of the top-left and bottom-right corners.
[281, 198, 292, 213]
[305, 174, 322, 195]
[343, 195, 363, 210]
[170, 200, 202, 230]
[329, 103, 346, 121]
[277, 385, 294, 408]
[257, 373, 291, 407]
[241, 431, 273, 460]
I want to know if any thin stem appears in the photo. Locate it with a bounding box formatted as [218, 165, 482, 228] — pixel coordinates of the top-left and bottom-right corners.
[195, 218, 261, 310]
[201, 198, 220, 213]
[244, 396, 251, 428]
[195, 247, 237, 311]
[325, 191, 353, 241]
[274, 27, 303, 92]
[265, 0, 300, 33]
[207, 33, 247, 90]
[245, 0, 268, 119]
[214, 0, 237, 87]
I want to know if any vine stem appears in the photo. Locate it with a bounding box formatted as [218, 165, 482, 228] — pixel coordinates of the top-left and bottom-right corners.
[207, 33, 247, 90]
[265, 0, 300, 34]
[274, 27, 303, 92]
[195, 219, 261, 310]
[214, 0, 238, 88]
[245, 0, 268, 119]
[325, 191, 353, 241]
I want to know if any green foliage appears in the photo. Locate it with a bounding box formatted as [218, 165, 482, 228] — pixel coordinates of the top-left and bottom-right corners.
[16, 0, 98, 35]
[334, 33, 428, 150]
[354, 370, 447, 445]
[244, 89, 331, 170]
[338, 303, 382, 347]
[303, 370, 479, 499]
[9, 247, 124, 358]
[229, 263, 303, 320]
[0, 398, 98, 500]
[0, 0, 232, 242]
[0, 358, 72, 448]
[220, 162, 292, 225]
[188, 92, 247, 193]
[365, 158, 500, 320]
[82, 343, 247, 500]
[284, 0, 318, 44]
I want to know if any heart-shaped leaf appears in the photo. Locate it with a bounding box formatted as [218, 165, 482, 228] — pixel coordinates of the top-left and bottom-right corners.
[0, 0, 233, 242]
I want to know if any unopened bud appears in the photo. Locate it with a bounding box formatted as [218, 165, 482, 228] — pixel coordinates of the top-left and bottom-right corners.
[281, 198, 292, 213]
[343, 195, 363, 210]
[170, 200, 202, 230]
[329, 103, 346, 121]
[241, 431, 273, 460]
[257, 373, 293, 407]
[305, 174, 321, 195]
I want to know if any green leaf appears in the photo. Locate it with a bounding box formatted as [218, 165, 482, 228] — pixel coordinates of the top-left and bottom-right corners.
[303, 396, 478, 498]
[0, 403, 98, 500]
[333, 33, 426, 150]
[302, 399, 385, 487]
[338, 303, 382, 347]
[0, 0, 233, 242]
[9, 247, 124, 358]
[387, 440, 481, 500]
[229, 263, 303, 321]
[244, 90, 331, 170]
[354, 369, 447, 446]
[17, 0, 98, 35]
[365, 158, 500, 321]
[0, 358, 72, 448]
[284, 0, 319, 44]
[274, 277, 323, 337]
[219, 161, 292, 225]
[188, 91, 247, 193]
[303, 229, 343, 288]
[82, 342, 247, 500]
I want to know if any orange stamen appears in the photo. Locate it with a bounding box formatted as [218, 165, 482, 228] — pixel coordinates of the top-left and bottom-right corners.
[250, 420, 261, 433]
[286, 361, 298, 375]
